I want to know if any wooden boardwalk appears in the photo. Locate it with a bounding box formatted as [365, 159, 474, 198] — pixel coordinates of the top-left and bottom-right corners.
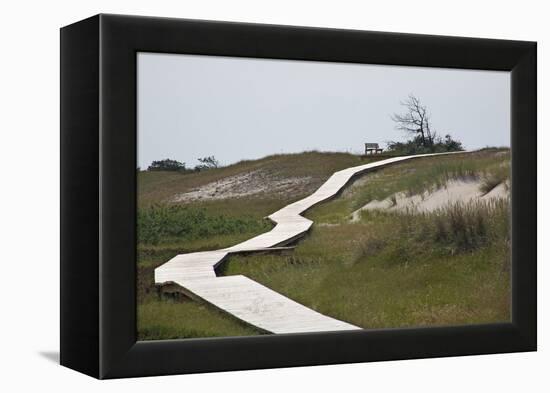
[155, 152, 465, 334]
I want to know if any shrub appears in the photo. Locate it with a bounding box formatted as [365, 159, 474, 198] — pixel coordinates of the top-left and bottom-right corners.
[386, 134, 464, 156]
[147, 159, 187, 172]
[194, 156, 220, 172]
[137, 204, 271, 245]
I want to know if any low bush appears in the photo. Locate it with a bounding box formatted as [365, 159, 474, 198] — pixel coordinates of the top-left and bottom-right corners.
[147, 159, 189, 172]
[138, 203, 272, 245]
[386, 134, 464, 156]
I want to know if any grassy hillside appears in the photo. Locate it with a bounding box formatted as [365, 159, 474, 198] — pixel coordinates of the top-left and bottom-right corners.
[138, 151, 367, 207]
[137, 149, 510, 339]
[137, 151, 384, 339]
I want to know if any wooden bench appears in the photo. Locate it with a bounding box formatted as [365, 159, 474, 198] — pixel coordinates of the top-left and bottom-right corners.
[365, 142, 384, 154]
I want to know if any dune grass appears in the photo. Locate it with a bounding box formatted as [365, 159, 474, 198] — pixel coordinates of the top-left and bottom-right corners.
[222, 149, 511, 329]
[137, 149, 511, 339]
[308, 149, 510, 224]
[137, 151, 379, 339]
[138, 151, 371, 207]
[480, 160, 510, 194]
[223, 198, 510, 329]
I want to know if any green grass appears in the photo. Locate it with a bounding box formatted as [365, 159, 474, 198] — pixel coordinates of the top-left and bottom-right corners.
[137, 151, 382, 339]
[138, 300, 261, 340]
[137, 149, 511, 339]
[137, 252, 264, 339]
[224, 245, 509, 329]
[136, 193, 280, 339]
[223, 198, 510, 329]
[222, 149, 511, 329]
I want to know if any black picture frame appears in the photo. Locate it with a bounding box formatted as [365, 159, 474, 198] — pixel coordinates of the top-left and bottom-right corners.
[60, 13, 537, 379]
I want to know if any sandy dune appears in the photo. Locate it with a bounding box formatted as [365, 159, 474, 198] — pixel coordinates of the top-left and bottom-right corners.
[172, 169, 312, 202]
[351, 179, 508, 221]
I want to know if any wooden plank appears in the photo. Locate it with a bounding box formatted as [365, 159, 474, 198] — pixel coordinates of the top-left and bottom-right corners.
[179, 276, 359, 333]
[154, 151, 467, 334]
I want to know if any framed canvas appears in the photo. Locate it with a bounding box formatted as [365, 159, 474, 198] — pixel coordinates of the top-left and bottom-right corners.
[60, 14, 536, 379]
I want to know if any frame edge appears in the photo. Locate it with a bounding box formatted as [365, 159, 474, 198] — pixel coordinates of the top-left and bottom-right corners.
[60, 14, 101, 378]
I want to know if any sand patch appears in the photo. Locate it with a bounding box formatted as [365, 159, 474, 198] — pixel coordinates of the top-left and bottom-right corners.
[351, 179, 508, 221]
[172, 170, 312, 202]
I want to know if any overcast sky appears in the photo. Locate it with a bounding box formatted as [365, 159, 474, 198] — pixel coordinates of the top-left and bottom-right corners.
[137, 52, 510, 169]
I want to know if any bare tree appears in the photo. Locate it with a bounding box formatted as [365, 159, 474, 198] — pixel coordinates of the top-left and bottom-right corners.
[194, 155, 220, 171]
[391, 94, 434, 147]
